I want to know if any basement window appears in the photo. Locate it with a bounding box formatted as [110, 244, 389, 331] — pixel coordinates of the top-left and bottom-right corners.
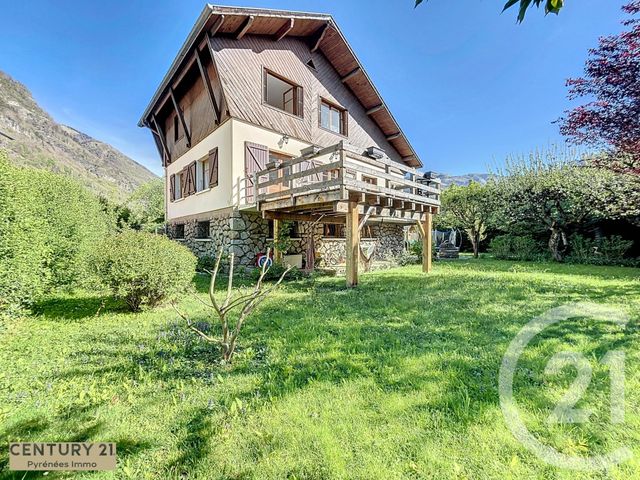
[320, 99, 347, 136]
[196, 221, 210, 239]
[174, 224, 185, 239]
[264, 69, 303, 117]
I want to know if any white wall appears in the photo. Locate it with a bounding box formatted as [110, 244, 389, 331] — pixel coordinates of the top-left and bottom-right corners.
[165, 120, 232, 221]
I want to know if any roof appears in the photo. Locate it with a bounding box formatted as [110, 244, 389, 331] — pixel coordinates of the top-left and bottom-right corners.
[138, 4, 423, 168]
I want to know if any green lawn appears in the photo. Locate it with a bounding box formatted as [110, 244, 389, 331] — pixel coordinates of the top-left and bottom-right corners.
[1, 259, 639, 479]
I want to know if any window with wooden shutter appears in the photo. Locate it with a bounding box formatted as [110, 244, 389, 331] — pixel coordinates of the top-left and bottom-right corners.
[244, 142, 268, 203]
[169, 174, 175, 202]
[208, 147, 219, 188]
[180, 167, 188, 198]
[188, 161, 197, 196]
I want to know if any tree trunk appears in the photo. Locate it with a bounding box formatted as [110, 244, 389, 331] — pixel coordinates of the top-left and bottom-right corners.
[548, 226, 568, 262]
[471, 231, 480, 259]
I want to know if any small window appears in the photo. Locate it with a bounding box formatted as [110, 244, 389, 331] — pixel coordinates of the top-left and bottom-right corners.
[196, 157, 210, 192]
[320, 99, 347, 135]
[174, 115, 179, 142]
[362, 175, 377, 186]
[196, 221, 210, 239]
[174, 172, 183, 200]
[175, 224, 185, 239]
[264, 69, 303, 117]
[306, 59, 317, 71]
[323, 224, 345, 238]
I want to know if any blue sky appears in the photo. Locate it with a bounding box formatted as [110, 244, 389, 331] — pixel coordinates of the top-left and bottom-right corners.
[0, 0, 628, 175]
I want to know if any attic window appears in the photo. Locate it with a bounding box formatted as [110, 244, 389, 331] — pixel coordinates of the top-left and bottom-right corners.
[306, 59, 317, 71]
[263, 69, 303, 117]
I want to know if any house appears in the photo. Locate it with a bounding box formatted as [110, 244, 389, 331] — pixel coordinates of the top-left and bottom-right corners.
[138, 4, 440, 286]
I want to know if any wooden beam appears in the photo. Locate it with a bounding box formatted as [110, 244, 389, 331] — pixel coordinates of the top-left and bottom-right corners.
[169, 87, 191, 148]
[263, 211, 345, 224]
[273, 218, 283, 263]
[386, 133, 401, 141]
[151, 114, 170, 165]
[210, 15, 225, 36]
[345, 201, 360, 287]
[310, 23, 330, 53]
[274, 18, 294, 42]
[235, 15, 255, 40]
[341, 67, 361, 83]
[194, 48, 221, 123]
[366, 104, 384, 116]
[422, 213, 433, 273]
[359, 206, 375, 231]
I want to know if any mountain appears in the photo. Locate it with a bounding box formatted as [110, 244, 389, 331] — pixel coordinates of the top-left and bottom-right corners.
[436, 172, 491, 188]
[0, 71, 156, 201]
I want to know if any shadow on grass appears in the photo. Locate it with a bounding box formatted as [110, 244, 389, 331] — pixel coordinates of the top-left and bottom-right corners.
[32, 294, 129, 321]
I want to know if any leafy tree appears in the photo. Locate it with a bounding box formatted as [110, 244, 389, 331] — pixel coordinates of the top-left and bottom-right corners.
[438, 182, 495, 258]
[493, 152, 629, 261]
[126, 178, 165, 231]
[559, 2, 640, 168]
[415, 0, 564, 23]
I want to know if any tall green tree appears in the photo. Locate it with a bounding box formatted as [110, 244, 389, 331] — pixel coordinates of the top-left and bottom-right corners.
[126, 178, 165, 231]
[414, 0, 564, 23]
[439, 182, 495, 258]
[493, 152, 629, 261]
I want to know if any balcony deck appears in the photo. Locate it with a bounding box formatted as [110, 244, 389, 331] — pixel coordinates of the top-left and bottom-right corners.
[252, 141, 440, 225]
[246, 142, 438, 287]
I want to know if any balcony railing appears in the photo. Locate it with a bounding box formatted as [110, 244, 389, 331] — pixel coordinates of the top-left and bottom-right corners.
[249, 142, 440, 215]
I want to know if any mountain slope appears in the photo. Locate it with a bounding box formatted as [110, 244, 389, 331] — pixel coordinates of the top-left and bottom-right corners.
[0, 71, 156, 200]
[436, 172, 491, 188]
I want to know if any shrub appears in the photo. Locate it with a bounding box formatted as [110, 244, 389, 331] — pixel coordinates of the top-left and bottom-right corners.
[567, 234, 634, 266]
[196, 255, 218, 272]
[93, 231, 197, 311]
[408, 240, 423, 257]
[489, 235, 543, 261]
[398, 252, 420, 266]
[0, 153, 111, 317]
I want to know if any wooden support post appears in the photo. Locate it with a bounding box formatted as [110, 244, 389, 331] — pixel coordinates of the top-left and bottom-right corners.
[170, 87, 191, 147]
[422, 212, 433, 273]
[195, 47, 221, 123]
[345, 201, 360, 287]
[273, 218, 283, 263]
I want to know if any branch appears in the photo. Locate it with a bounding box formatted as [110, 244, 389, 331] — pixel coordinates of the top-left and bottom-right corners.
[171, 301, 218, 344]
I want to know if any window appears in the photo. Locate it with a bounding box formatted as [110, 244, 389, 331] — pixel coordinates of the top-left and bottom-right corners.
[196, 221, 210, 239]
[173, 115, 179, 142]
[196, 157, 210, 192]
[174, 224, 185, 239]
[320, 99, 347, 135]
[362, 175, 378, 186]
[323, 224, 345, 238]
[174, 172, 183, 200]
[264, 70, 303, 117]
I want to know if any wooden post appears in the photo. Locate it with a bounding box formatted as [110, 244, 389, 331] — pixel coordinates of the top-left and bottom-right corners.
[345, 201, 360, 287]
[273, 218, 283, 263]
[422, 212, 433, 273]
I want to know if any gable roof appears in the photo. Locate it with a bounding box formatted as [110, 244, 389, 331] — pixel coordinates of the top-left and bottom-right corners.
[139, 4, 423, 168]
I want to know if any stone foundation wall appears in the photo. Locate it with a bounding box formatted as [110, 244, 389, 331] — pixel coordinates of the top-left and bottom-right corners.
[167, 211, 406, 268]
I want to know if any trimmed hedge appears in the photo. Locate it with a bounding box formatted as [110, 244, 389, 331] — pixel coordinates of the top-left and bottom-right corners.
[92, 231, 197, 311]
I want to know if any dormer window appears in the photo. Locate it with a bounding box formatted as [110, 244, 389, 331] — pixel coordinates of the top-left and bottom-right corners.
[263, 69, 303, 117]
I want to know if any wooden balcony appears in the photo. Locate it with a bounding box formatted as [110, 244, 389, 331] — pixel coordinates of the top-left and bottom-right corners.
[252, 141, 440, 223]
[248, 141, 439, 287]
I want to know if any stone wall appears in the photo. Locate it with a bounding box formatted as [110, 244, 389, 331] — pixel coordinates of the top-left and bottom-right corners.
[167, 210, 406, 268]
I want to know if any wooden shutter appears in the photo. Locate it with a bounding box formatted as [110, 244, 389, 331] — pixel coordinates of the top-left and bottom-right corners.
[296, 86, 303, 117]
[245, 142, 268, 203]
[180, 167, 188, 197]
[188, 161, 197, 195]
[169, 174, 175, 201]
[208, 148, 219, 188]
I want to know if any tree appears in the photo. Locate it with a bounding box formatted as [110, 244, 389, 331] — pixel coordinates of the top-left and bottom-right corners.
[493, 152, 628, 261]
[439, 182, 495, 258]
[172, 247, 291, 363]
[414, 0, 564, 23]
[559, 2, 640, 169]
[126, 178, 165, 231]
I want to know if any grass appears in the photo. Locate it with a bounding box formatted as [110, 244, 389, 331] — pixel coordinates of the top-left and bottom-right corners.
[1, 259, 639, 479]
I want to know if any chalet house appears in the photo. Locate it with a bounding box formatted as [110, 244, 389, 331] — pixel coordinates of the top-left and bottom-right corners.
[138, 4, 440, 286]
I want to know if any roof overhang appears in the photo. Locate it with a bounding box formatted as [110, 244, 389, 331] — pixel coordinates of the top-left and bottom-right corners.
[138, 4, 423, 168]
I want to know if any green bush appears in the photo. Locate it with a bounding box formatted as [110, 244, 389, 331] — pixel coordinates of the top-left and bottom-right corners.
[196, 255, 218, 272]
[0, 153, 111, 317]
[489, 235, 543, 261]
[92, 231, 197, 311]
[567, 234, 634, 266]
[398, 252, 421, 266]
[408, 240, 423, 257]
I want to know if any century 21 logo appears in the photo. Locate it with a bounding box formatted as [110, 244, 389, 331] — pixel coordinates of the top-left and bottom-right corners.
[499, 303, 631, 471]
